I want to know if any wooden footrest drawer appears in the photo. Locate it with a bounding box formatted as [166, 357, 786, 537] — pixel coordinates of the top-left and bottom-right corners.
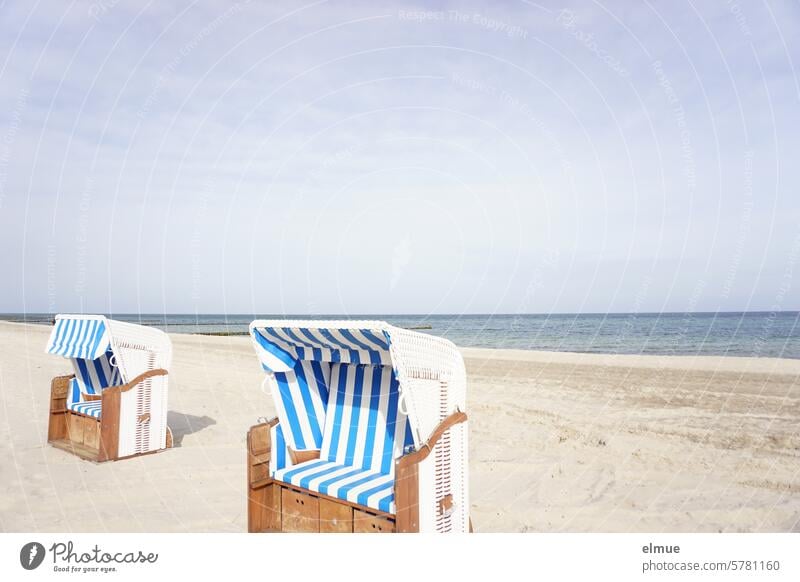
[320, 499, 353, 532]
[353, 509, 395, 533]
[281, 488, 319, 532]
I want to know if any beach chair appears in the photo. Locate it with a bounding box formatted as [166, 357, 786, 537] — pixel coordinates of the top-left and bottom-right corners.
[246, 320, 470, 533]
[44, 314, 173, 461]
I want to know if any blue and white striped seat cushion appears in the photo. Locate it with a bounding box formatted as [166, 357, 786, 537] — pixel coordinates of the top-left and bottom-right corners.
[274, 460, 396, 513]
[272, 363, 413, 513]
[69, 400, 102, 419]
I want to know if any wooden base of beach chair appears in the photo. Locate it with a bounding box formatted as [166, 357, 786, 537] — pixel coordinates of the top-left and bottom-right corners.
[47, 374, 72, 442]
[47, 408, 104, 461]
[49, 437, 100, 461]
[246, 411, 471, 533]
[247, 421, 398, 533]
[247, 421, 282, 532]
[249, 482, 397, 533]
[47, 373, 172, 463]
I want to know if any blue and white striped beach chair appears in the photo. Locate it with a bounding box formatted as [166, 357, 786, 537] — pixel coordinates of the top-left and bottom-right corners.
[247, 320, 470, 533]
[45, 315, 173, 461]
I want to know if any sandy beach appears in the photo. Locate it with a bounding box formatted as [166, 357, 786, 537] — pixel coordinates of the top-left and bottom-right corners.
[1, 321, 798, 533]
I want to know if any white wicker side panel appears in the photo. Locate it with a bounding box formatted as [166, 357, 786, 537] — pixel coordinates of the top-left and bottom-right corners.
[118, 388, 138, 458]
[417, 454, 437, 533]
[415, 420, 469, 533]
[122, 374, 168, 455]
[107, 320, 172, 456]
[158, 333, 172, 450]
[449, 420, 469, 532]
[115, 345, 150, 457]
[389, 326, 470, 532]
[148, 332, 171, 450]
[146, 373, 168, 450]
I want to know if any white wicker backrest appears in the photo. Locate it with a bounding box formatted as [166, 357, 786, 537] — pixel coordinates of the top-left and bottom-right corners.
[105, 319, 172, 380]
[104, 319, 172, 456]
[386, 327, 466, 447]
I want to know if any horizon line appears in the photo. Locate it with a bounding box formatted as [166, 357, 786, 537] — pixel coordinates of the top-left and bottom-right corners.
[2, 310, 799, 317]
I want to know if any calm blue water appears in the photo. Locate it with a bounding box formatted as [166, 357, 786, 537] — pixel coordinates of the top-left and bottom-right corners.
[7, 312, 800, 359]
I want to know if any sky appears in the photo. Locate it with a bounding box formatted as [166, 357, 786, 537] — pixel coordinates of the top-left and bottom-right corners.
[0, 0, 798, 315]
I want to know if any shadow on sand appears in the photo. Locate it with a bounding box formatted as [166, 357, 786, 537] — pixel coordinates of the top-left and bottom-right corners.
[167, 411, 216, 447]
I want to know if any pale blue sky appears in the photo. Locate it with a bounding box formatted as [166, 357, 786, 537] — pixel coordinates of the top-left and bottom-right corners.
[1, 0, 798, 315]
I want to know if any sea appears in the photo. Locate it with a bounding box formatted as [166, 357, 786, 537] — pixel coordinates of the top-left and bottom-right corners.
[5, 311, 800, 360]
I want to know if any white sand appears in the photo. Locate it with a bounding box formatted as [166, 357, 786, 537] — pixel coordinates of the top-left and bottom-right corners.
[1, 321, 798, 532]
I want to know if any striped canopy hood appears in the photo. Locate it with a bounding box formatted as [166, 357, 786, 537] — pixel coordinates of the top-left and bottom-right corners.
[250, 321, 393, 372]
[249, 319, 467, 450]
[45, 315, 112, 360]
